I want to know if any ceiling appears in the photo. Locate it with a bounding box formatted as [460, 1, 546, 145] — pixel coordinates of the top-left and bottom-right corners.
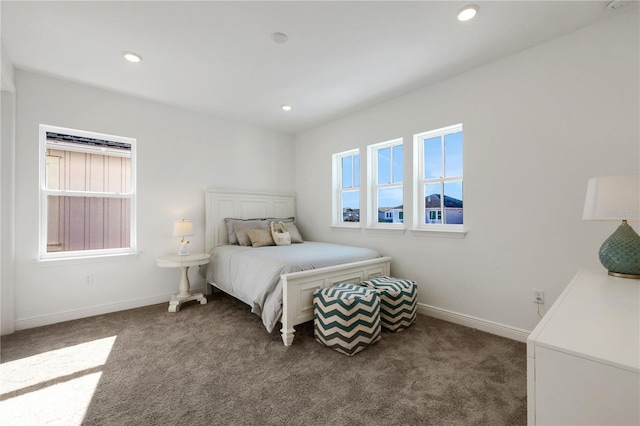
[1, 1, 633, 135]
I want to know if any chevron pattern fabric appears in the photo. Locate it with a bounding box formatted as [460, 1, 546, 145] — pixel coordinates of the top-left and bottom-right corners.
[313, 283, 381, 356]
[362, 276, 417, 332]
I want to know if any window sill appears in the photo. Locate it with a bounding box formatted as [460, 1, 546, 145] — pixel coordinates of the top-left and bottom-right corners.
[365, 227, 407, 235]
[331, 225, 362, 232]
[37, 252, 141, 266]
[409, 228, 467, 239]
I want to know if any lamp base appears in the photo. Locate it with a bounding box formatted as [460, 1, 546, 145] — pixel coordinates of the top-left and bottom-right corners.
[177, 240, 190, 256]
[608, 271, 640, 279]
[599, 221, 640, 279]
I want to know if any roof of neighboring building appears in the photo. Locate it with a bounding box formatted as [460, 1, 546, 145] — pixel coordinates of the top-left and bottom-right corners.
[425, 194, 463, 208]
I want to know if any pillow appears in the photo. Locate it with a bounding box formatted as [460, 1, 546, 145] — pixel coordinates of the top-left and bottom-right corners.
[233, 221, 269, 246]
[281, 222, 303, 243]
[246, 228, 275, 247]
[224, 217, 296, 245]
[224, 218, 264, 245]
[265, 217, 295, 224]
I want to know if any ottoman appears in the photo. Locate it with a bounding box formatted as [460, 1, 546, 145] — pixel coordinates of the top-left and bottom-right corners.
[313, 283, 381, 356]
[362, 276, 417, 332]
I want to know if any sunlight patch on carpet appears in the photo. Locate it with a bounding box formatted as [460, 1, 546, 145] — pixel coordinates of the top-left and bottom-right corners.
[0, 336, 117, 425]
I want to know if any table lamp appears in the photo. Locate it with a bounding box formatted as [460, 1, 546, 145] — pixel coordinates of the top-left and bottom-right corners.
[173, 219, 194, 256]
[583, 175, 640, 278]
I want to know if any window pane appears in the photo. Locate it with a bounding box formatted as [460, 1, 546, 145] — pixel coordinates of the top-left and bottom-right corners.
[377, 186, 403, 223]
[444, 131, 463, 177]
[45, 149, 131, 193]
[47, 196, 131, 252]
[341, 190, 359, 209]
[341, 190, 360, 222]
[377, 147, 391, 185]
[341, 156, 353, 188]
[443, 181, 463, 204]
[443, 181, 463, 225]
[424, 183, 442, 224]
[423, 137, 442, 179]
[353, 154, 360, 187]
[392, 145, 403, 183]
[45, 155, 61, 190]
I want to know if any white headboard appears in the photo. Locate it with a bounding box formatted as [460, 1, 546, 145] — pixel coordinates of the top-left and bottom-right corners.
[205, 189, 296, 252]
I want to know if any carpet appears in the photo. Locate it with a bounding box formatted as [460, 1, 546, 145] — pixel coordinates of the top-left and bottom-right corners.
[1, 292, 527, 425]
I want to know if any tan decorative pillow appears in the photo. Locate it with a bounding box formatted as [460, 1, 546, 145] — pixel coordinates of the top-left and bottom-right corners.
[247, 228, 275, 247]
[282, 222, 303, 243]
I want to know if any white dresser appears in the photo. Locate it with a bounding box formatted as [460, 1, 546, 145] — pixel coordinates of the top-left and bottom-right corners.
[527, 269, 639, 425]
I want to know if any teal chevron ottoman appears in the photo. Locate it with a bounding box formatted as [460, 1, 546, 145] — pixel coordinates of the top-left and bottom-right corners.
[362, 276, 417, 332]
[313, 283, 381, 356]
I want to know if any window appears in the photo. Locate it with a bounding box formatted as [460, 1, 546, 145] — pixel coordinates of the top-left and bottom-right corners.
[368, 138, 403, 226]
[413, 124, 463, 230]
[332, 149, 360, 225]
[39, 125, 137, 260]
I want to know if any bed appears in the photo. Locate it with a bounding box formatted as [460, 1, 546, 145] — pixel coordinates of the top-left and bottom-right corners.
[204, 189, 392, 346]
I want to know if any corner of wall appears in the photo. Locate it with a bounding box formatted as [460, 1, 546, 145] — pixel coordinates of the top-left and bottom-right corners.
[1, 43, 17, 334]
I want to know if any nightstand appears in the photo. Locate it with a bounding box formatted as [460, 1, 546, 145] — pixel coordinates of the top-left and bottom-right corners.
[156, 252, 210, 312]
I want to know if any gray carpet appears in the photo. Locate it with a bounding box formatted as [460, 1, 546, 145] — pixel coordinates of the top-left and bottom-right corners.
[1, 292, 527, 425]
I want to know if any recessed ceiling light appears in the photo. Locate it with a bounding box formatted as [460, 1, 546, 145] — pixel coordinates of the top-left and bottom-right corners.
[457, 4, 479, 22]
[281, 105, 292, 112]
[122, 51, 142, 63]
[271, 32, 289, 44]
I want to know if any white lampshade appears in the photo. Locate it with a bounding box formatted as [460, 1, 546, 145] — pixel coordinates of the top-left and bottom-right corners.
[583, 175, 640, 222]
[172, 220, 194, 238]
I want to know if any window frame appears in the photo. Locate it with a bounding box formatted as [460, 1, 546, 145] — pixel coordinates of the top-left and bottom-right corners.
[38, 124, 137, 261]
[367, 137, 404, 229]
[412, 123, 464, 234]
[332, 148, 361, 228]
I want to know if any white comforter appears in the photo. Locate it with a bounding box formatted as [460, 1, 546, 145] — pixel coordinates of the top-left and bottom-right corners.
[206, 241, 381, 333]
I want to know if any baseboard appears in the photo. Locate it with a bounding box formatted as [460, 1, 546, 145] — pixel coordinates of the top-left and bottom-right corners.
[12, 291, 530, 341]
[417, 302, 530, 343]
[14, 287, 204, 331]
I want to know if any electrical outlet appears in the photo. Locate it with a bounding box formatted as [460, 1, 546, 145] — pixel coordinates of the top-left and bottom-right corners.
[533, 289, 544, 304]
[85, 273, 94, 284]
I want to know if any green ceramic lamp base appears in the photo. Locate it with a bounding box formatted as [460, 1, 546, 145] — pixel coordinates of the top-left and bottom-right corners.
[599, 220, 640, 279]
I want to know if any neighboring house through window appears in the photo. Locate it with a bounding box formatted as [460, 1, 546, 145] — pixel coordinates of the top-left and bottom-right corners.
[368, 138, 403, 226]
[413, 123, 463, 231]
[332, 125, 463, 235]
[332, 149, 360, 226]
[39, 124, 137, 259]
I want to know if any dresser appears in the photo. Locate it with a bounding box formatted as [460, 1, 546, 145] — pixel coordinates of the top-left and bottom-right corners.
[527, 269, 639, 425]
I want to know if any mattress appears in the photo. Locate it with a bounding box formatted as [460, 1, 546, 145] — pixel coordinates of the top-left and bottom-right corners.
[206, 241, 381, 333]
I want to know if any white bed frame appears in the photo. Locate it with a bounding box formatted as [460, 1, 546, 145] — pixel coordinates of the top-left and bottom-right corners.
[205, 189, 392, 346]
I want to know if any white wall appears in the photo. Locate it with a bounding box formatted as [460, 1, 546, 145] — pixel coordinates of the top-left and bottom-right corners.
[294, 11, 639, 338]
[1, 42, 17, 335]
[11, 70, 295, 330]
[1, 42, 15, 90]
